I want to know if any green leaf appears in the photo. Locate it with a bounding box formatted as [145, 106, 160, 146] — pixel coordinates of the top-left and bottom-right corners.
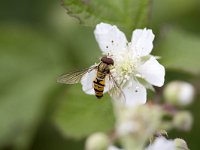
[155, 28, 200, 75]
[53, 85, 115, 139]
[0, 24, 69, 149]
[152, 0, 197, 23]
[31, 123, 84, 150]
[61, 0, 150, 29]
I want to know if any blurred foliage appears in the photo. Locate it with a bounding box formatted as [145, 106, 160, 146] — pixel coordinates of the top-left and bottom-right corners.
[31, 123, 85, 150]
[156, 28, 200, 75]
[54, 85, 114, 139]
[0, 0, 200, 149]
[0, 23, 68, 149]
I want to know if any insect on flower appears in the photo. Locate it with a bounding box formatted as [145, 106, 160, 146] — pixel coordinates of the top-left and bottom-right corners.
[57, 56, 125, 100]
[58, 22, 165, 107]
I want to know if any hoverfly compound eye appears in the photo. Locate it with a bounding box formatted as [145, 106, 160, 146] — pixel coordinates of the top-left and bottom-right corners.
[101, 56, 114, 65]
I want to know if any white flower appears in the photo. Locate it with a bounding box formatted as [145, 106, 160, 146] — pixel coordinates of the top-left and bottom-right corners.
[145, 137, 176, 150]
[81, 22, 165, 106]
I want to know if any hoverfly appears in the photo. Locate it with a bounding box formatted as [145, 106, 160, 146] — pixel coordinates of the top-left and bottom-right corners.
[57, 56, 125, 100]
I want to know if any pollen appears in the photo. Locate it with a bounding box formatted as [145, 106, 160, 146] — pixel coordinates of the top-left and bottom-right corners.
[112, 52, 139, 86]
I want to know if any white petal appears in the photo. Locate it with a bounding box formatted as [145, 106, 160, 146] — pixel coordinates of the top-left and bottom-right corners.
[145, 137, 176, 150]
[138, 57, 165, 87]
[81, 69, 96, 95]
[94, 22, 128, 54]
[122, 80, 147, 107]
[131, 28, 155, 56]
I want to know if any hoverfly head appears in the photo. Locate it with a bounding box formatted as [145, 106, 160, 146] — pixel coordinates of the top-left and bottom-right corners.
[101, 56, 114, 65]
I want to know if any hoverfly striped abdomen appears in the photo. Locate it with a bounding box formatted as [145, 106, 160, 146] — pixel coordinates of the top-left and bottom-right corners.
[93, 77, 105, 98]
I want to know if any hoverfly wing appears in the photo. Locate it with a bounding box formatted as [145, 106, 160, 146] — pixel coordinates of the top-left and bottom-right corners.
[108, 73, 126, 103]
[57, 65, 98, 84]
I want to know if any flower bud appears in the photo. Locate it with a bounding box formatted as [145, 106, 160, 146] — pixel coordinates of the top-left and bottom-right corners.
[174, 138, 189, 150]
[173, 111, 193, 131]
[85, 132, 109, 150]
[164, 81, 195, 106]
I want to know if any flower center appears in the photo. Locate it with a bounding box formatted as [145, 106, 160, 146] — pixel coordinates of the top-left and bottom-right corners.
[111, 52, 139, 86]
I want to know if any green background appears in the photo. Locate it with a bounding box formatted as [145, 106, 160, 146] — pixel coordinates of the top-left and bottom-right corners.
[0, 0, 200, 149]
